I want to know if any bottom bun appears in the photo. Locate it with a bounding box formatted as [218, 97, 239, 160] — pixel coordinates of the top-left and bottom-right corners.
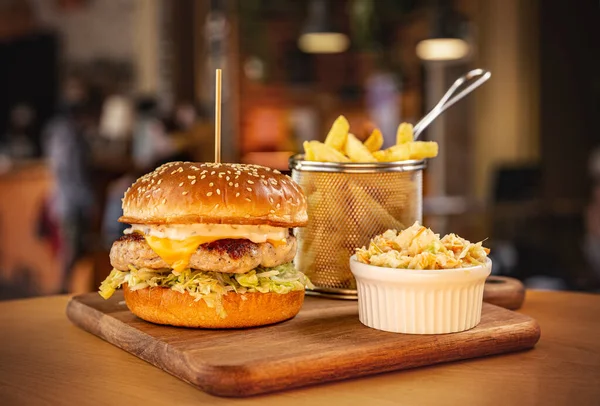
[123, 284, 305, 328]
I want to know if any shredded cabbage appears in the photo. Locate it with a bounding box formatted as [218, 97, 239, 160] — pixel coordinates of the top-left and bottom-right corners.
[356, 222, 490, 270]
[99, 269, 127, 300]
[98, 262, 313, 318]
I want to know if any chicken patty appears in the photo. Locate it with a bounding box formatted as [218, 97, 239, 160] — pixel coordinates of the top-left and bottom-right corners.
[110, 233, 296, 273]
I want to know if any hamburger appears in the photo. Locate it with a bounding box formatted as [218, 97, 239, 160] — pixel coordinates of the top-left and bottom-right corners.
[99, 161, 311, 328]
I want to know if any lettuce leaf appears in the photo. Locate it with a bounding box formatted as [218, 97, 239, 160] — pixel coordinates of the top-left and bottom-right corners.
[98, 262, 313, 318]
[99, 269, 127, 299]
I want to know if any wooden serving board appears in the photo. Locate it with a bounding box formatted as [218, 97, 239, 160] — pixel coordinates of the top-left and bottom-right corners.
[67, 292, 540, 397]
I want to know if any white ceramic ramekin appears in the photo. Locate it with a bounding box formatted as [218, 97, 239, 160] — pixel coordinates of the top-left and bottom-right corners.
[349, 256, 492, 334]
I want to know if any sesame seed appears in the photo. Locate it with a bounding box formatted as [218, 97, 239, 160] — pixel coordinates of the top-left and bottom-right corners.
[201, 175, 206, 179]
[171, 170, 177, 175]
[211, 171, 216, 175]
[245, 197, 251, 202]
[229, 182, 233, 186]
[234, 183, 239, 187]
[226, 176, 230, 181]
[269, 197, 274, 203]
[216, 189, 221, 195]
[269, 179, 278, 185]
[191, 180, 196, 185]
[188, 175, 196, 179]
[270, 209, 275, 213]
[235, 192, 240, 197]
[262, 179, 268, 185]
[276, 203, 280, 208]
[273, 169, 281, 174]
[206, 192, 213, 197]
[182, 191, 188, 195]
[179, 182, 184, 187]
[177, 167, 183, 173]
[162, 198, 167, 204]
[157, 179, 162, 185]
[247, 180, 254, 184]
[247, 187, 252, 192]
[209, 182, 214, 187]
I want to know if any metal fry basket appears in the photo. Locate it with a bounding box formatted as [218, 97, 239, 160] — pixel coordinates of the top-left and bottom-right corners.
[290, 156, 425, 299]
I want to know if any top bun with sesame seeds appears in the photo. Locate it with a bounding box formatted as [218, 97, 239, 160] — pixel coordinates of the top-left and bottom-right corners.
[119, 162, 308, 227]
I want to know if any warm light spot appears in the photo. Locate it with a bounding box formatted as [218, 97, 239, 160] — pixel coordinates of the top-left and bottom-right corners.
[416, 38, 469, 61]
[298, 32, 349, 54]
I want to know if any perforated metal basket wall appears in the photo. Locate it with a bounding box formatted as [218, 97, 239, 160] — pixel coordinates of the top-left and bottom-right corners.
[290, 156, 425, 299]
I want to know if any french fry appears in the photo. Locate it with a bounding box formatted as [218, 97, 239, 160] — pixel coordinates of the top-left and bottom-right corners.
[300, 184, 354, 285]
[372, 172, 413, 221]
[324, 115, 350, 151]
[372, 150, 386, 161]
[409, 141, 439, 159]
[305, 141, 350, 162]
[364, 128, 383, 152]
[396, 123, 414, 144]
[373, 144, 411, 162]
[344, 181, 406, 233]
[345, 133, 377, 162]
[307, 118, 438, 163]
[303, 141, 315, 160]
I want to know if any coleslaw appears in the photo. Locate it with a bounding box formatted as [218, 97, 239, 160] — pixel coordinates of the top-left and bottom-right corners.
[356, 222, 490, 270]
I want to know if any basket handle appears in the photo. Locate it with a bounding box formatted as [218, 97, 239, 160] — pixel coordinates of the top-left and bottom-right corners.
[413, 69, 492, 140]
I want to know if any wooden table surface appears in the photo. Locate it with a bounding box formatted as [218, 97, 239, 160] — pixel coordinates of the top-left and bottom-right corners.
[0, 290, 599, 406]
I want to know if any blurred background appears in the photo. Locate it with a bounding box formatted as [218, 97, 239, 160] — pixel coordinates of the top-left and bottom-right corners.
[0, 0, 598, 299]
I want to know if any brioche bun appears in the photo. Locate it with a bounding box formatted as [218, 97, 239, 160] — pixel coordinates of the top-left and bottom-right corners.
[123, 284, 305, 328]
[119, 162, 308, 227]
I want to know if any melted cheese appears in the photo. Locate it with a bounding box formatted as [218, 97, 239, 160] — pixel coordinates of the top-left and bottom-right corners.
[145, 235, 219, 273]
[126, 224, 288, 272]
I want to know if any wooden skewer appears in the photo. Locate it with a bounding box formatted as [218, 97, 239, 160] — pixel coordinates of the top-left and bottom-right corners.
[214, 69, 222, 163]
